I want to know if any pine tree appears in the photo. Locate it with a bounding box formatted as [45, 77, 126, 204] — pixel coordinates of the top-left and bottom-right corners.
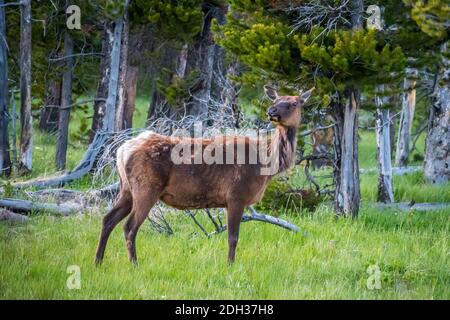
[215, 0, 407, 217]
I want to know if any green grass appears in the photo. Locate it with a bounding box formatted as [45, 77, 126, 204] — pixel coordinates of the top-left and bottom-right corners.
[1, 97, 449, 299]
[0, 206, 448, 299]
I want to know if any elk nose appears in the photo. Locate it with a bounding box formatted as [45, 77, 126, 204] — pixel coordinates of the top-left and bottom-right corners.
[267, 107, 278, 116]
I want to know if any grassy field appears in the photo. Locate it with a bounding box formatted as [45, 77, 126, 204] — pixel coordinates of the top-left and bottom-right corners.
[0, 206, 448, 299]
[0, 98, 449, 299]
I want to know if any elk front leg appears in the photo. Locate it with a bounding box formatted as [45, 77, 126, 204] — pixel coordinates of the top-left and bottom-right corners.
[226, 203, 245, 264]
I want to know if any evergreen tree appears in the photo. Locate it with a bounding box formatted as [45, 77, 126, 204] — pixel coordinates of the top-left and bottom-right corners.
[215, 0, 406, 217]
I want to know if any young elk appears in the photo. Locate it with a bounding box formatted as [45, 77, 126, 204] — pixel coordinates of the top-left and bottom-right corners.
[95, 86, 314, 265]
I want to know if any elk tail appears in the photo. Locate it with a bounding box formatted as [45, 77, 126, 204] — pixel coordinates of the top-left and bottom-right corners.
[116, 143, 132, 196]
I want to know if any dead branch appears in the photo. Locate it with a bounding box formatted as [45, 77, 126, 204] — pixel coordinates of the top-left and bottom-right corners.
[246, 206, 302, 233]
[410, 121, 428, 154]
[48, 52, 104, 62]
[147, 206, 174, 235]
[205, 206, 302, 236]
[187, 210, 211, 237]
[300, 124, 335, 137]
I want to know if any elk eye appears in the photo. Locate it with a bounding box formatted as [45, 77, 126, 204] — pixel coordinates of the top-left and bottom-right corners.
[292, 102, 298, 107]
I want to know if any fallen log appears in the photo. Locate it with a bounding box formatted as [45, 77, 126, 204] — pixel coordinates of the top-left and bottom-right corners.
[246, 206, 302, 233]
[360, 166, 421, 175]
[0, 198, 81, 216]
[13, 132, 111, 190]
[374, 202, 450, 212]
[0, 209, 29, 223]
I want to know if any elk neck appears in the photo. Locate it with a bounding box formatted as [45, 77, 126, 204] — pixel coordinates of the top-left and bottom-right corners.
[271, 125, 298, 175]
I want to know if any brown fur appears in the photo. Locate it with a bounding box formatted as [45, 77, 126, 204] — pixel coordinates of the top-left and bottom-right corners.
[95, 86, 314, 265]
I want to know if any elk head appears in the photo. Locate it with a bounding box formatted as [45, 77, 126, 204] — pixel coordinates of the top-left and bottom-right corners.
[265, 86, 315, 128]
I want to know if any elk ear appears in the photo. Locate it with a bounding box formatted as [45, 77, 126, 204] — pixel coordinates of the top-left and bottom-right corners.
[264, 85, 279, 101]
[300, 87, 315, 104]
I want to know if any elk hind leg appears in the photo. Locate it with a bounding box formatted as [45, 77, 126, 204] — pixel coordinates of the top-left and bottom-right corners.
[124, 192, 159, 264]
[95, 192, 132, 265]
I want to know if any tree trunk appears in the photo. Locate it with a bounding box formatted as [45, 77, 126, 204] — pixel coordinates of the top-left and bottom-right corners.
[0, 0, 11, 176]
[395, 68, 418, 167]
[335, 90, 361, 217]
[122, 66, 138, 130]
[194, 43, 215, 119]
[188, 4, 217, 119]
[115, 1, 129, 131]
[146, 46, 179, 122]
[331, 101, 344, 212]
[334, 0, 363, 217]
[19, 0, 32, 173]
[222, 60, 241, 129]
[91, 22, 113, 142]
[147, 84, 165, 122]
[424, 42, 450, 184]
[55, 30, 74, 171]
[102, 19, 123, 132]
[375, 87, 394, 203]
[176, 44, 188, 79]
[389, 93, 399, 157]
[166, 43, 190, 120]
[39, 79, 61, 133]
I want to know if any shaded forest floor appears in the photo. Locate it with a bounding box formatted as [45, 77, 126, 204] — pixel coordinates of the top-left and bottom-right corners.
[1, 97, 449, 299]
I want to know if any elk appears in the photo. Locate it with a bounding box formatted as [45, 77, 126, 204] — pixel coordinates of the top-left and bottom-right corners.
[95, 86, 314, 265]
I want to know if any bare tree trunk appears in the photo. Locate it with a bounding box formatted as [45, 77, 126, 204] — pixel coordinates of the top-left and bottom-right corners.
[103, 19, 123, 132]
[146, 46, 178, 122]
[335, 0, 363, 217]
[389, 93, 399, 157]
[55, 31, 74, 171]
[189, 4, 217, 119]
[10, 90, 17, 168]
[91, 22, 113, 141]
[122, 66, 138, 130]
[424, 42, 450, 184]
[375, 87, 394, 203]
[176, 44, 188, 79]
[167, 43, 189, 120]
[115, 0, 129, 131]
[39, 79, 61, 133]
[331, 101, 344, 210]
[19, 0, 32, 173]
[222, 60, 241, 128]
[0, 0, 11, 176]
[395, 68, 418, 167]
[194, 42, 215, 119]
[147, 84, 165, 122]
[335, 90, 361, 217]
